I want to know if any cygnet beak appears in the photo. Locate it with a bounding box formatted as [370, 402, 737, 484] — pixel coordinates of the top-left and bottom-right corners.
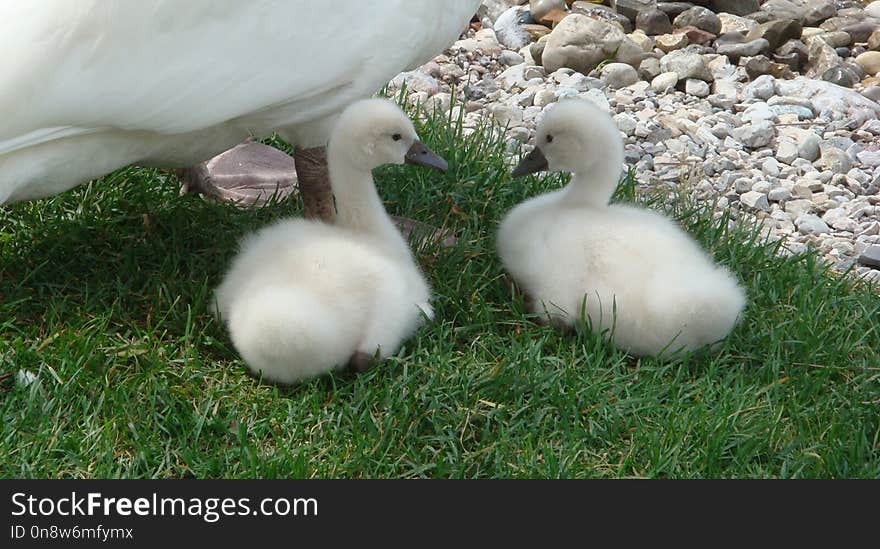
[511, 146, 549, 178]
[405, 141, 448, 172]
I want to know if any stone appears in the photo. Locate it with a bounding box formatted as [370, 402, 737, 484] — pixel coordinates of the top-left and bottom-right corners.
[639, 57, 662, 80]
[685, 78, 710, 97]
[612, 0, 659, 22]
[651, 71, 680, 92]
[656, 32, 690, 52]
[806, 35, 842, 79]
[499, 51, 526, 66]
[798, 131, 821, 161]
[659, 50, 712, 81]
[777, 139, 799, 164]
[741, 190, 771, 211]
[601, 63, 640, 89]
[796, 213, 831, 235]
[732, 120, 776, 148]
[530, 0, 567, 23]
[823, 208, 859, 232]
[719, 13, 759, 35]
[768, 187, 792, 202]
[636, 9, 673, 36]
[710, 0, 760, 17]
[820, 146, 853, 174]
[674, 26, 717, 46]
[673, 7, 722, 35]
[859, 245, 880, 268]
[541, 15, 645, 74]
[855, 51, 880, 77]
[743, 74, 776, 101]
[745, 19, 804, 52]
[181, 142, 298, 207]
[717, 39, 770, 60]
[868, 29, 880, 52]
[786, 199, 814, 217]
[821, 66, 856, 88]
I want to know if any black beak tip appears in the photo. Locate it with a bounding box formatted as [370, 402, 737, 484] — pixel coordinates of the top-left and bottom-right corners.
[405, 141, 448, 172]
[511, 147, 549, 178]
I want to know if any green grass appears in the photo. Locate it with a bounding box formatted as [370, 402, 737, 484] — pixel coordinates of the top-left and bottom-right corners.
[1, 104, 879, 479]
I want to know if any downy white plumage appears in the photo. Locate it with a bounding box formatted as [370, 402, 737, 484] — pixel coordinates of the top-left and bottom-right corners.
[0, 0, 479, 203]
[214, 99, 444, 384]
[497, 99, 746, 357]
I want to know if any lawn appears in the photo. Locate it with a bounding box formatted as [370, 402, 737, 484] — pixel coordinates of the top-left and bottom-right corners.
[1, 105, 879, 478]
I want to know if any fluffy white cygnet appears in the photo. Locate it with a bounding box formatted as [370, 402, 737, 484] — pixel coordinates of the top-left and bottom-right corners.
[214, 99, 445, 383]
[497, 99, 746, 357]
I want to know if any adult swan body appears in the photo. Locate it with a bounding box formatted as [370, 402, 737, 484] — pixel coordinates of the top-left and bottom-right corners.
[0, 0, 479, 215]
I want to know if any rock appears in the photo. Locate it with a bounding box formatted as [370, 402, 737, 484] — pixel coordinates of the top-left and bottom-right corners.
[842, 22, 880, 44]
[719, 13, 759, 35]
[796, 213, 831, 235]
[768, 187, 792, 202]
[613, 0, 659, 22]
[741, 190, 771, 211]
[806, 35, 842, 79]
[530, 0, 567, 23]
[636, 8, 673, 36]
[859, 245, 880, 268]
[657, 2, 698, 18]
[651, 71, 680, 92]
[743, 74, 776, 101]
[182, 142, 298, 207]
[786, 199, 814, 217]
[673, 6, 722, 35]
[541, 15, 644, 74]
[571, 2, 634, 31]
[491, 104, 524, 128]
[732, 120, 775, 148]
[745, 55, 796, 80]
[823, 208, 859, 232]
[639, 57, 662, 80]
[868, 29, 880, 52]
[868, 2, 880, 19]
[820, 146, 853, 174]
[821, 66, 856, 88]
[499, 51, 526, 66]
[745, 19, 803, 52]
[659, 50, 712, 81]
[818, 30, 851, 49]
[674, 26, 717, 45]
[710, 0, 760, 17]
[855, 51, 880, 77]
[685, 78, 710, 97]
[777, 139, 799, 164]
[601, 63, 640, 89]
[628, 30, 656, 52]
[717, 39, 770, 60]
[656, 32, 690, 52]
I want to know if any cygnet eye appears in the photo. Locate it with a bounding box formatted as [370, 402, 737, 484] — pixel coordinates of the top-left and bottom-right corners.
[546, 134, 554, 144]
[392, 133, 402, 142]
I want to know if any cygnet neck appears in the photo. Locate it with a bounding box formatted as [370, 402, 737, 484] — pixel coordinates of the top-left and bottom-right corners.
[327, 144, 410, 258]
[562, 154, 623, 208]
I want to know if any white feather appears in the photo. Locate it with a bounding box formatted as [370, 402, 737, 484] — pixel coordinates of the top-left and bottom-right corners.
[214, 99, 434, 384]
[497, 99, 746, 357]
[0, 0, 479, 202]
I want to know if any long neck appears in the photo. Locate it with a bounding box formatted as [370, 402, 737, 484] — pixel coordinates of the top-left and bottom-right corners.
[327, 146, 410, 258]
[563, 159, 622, 208]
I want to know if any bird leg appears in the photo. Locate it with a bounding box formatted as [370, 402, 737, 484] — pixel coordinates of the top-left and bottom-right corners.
[294, 146, 336, 222]
[347, 351, 377, 374]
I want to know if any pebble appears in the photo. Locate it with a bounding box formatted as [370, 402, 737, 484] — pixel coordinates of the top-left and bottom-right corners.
[387, 2, 880, 284]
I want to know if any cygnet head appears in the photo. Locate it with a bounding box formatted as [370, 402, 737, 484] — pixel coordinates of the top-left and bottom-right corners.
[329, 98, 447, 173]
[512, 99, 624, 197]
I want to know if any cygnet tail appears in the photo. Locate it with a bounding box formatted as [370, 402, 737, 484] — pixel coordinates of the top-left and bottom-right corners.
[647, 266, 746, 355]
[224, 286, 355, 384]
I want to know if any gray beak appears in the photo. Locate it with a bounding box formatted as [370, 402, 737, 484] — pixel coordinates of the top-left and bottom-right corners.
[511, 147, 549, 178]
[405, 141, 448, 172]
